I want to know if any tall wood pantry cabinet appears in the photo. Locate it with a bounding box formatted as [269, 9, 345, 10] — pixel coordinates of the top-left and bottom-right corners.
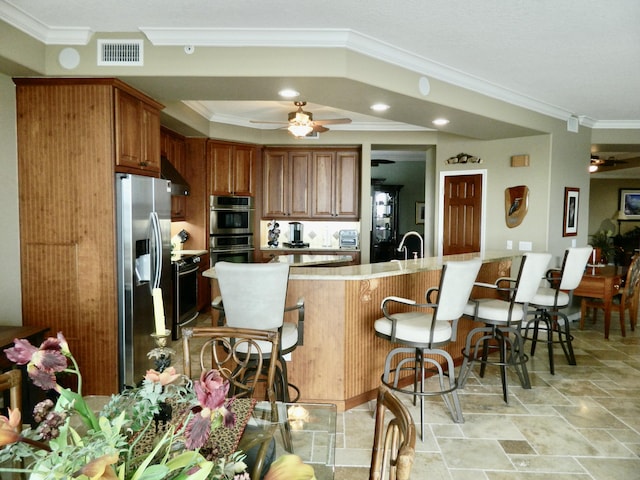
[14, 78, 163, 395]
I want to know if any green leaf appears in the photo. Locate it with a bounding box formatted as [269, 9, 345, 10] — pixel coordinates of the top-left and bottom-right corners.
[164, 451, 204, 472]
[134, 464, 169, 480]
[58, 387, 100, 431]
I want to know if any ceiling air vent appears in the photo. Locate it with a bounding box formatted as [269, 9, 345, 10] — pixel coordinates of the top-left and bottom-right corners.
[97, 39, 143, 66]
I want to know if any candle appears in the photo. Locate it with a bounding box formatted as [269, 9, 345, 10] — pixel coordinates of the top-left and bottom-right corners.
[152, 288, 166, 336]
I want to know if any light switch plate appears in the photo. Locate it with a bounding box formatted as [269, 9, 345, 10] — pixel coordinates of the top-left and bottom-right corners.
[506, 240, 513, 250]
[519, 241, 533, 251]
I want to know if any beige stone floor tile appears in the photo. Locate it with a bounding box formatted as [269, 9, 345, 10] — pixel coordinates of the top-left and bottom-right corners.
[578, 457, 640, 480]
[438, 437, 514, 470]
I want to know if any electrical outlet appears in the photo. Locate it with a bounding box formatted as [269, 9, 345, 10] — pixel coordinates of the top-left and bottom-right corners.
[519, 241, 533, 251]
[506, 240, 513, 250]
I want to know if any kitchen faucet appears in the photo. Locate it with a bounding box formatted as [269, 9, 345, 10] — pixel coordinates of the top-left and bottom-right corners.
[397, 231, 424, 259]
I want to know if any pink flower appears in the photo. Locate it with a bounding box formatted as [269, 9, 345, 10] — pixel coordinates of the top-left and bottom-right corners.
[144, 366, 180, 386]
[4, 338, 37, 364]
[184, 408, 213, 450]
[0, 408, 21, 447]
[195, 369, 229, 410]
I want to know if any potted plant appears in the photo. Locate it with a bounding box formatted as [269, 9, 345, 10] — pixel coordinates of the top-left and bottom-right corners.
[589, 230, 614, 264]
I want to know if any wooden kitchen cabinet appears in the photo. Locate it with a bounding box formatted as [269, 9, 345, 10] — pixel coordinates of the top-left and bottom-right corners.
[13, 77, 163, 396]
[206, 140, 256, 196]
[161, 127, 187, 220]
[262, 149, 312, 218]
[262, 147, 360, 220]
[115, 88, 162, 174]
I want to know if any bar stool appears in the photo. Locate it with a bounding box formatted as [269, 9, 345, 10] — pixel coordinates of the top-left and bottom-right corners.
[211, 261, 304, 403]
[523, 246, 592, 374]
[458, 252, 552, 403]
[374, 257, 482, 437]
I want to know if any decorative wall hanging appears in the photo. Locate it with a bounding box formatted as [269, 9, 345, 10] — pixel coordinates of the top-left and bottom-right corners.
[619, 188, 640, 220]
[504, 185, 529, 228]
[445, 152, 482, 164]
[563, 187, 579, 237]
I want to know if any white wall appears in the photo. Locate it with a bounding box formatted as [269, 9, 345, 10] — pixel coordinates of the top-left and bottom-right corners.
[0, 73, 22, 324]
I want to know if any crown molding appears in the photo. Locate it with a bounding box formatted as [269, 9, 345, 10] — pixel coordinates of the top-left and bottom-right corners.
[591, 120, 640, 129]
[0, 0, 92, 44]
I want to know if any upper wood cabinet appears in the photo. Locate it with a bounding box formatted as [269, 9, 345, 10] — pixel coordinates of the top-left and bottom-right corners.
[263, 149, 312, 218]
[311, 149, 360, 219]
[263, 147, 360, 220]
[206, 141, 256, 196]
[115, 88, 162, 174]
[161, 127, 187, 220]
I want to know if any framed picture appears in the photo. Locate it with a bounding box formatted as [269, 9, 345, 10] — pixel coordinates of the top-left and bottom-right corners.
[563, 187, 579, 237]
[619, 188, 640, 220]
[415, 202, 425, 224]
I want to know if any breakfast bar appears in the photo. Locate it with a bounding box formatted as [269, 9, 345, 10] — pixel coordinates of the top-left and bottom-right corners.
[204, 252, 514, 411]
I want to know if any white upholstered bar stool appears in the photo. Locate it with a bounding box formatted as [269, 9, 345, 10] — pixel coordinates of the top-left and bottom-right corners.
[211, 261, 304, 403]
[523, 246, 592, 374]
[374, 257, 482, 438]
[458, 252, 552, 403]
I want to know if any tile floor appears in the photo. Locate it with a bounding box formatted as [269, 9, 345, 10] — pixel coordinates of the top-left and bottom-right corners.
[333, 314, 640, 480]
[173, 312, 640, 479]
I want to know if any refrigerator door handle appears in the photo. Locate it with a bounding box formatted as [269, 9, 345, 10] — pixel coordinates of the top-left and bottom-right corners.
[150, 211, 163, 290]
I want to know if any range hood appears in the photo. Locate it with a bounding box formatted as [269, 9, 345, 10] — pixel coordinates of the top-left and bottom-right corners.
[161, 156, 190, 196]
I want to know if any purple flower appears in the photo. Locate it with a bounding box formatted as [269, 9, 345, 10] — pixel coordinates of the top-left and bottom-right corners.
[5, 333, 69, 391]
[194, 369, 229, 410]
[184, 409, 213, 450]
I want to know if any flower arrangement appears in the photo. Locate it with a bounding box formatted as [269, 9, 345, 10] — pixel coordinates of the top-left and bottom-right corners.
[0, 332, 249, 479]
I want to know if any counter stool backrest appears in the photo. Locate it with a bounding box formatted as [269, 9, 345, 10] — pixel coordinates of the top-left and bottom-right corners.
[215, 261, 290, 330]
[559, 246, 594, 291]
[435, 258, 482, 322]
[514, 252, 553, 303]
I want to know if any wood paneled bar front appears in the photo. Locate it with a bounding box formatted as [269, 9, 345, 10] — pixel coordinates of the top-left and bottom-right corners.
[204, 252, 514, 411]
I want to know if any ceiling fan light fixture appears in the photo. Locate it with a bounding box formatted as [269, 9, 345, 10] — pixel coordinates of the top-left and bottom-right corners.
[432, 118, 450, 126]
[589, 164, 598, 173]
[288, 124, 313, 138]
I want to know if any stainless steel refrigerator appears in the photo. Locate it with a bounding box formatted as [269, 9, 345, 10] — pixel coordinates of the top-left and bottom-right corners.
[116, 173, 172, 389]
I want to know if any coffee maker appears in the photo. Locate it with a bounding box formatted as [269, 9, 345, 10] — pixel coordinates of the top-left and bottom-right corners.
[285, 221, 309, 248]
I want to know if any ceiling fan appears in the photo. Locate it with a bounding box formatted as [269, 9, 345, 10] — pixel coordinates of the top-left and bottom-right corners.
[250, 101, 352, 138]
[590, 155, 628, 170]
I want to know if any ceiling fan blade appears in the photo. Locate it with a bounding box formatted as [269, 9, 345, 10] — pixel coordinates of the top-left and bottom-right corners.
[312, 125, 329, 133]
[313, 118, 352, 126]
[249, 119, 288, 125]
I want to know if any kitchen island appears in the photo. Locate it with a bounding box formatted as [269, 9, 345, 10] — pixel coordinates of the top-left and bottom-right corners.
[204, 251, 515, 411]
[268, 253, 354, 266]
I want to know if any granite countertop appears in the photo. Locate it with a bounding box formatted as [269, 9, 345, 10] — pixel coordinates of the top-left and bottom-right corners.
[260, 246, 360, 252]
[203, 250, 517, 281]
[268, 253, 354, 266]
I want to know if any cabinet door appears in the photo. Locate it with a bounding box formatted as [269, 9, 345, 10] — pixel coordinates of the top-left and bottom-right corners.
[263, 150, 287, 217]
[288, 151, 312, 218]
[142, 103, 161, 173]
[335, 150, 360, 218]
[311, 151, 336, 217]
[207, 142, 233, 196]
[115, 89, 143, 169]
[232, 144, 255, 196]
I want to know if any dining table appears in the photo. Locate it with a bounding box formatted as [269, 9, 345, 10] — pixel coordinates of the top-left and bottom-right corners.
[238, 401, 337, 480]
[574, 265, 624, 339]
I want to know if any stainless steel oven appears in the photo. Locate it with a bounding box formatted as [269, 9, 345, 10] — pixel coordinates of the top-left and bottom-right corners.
[171, 253, 201, 340]
[210, 247, 254, 265]
[210, 195, 254, 235]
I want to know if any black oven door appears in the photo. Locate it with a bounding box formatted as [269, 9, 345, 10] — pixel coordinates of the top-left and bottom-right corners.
[173, 262, 199, 340]
[210, 248, 254, 265]
[210, 209, 254, 235]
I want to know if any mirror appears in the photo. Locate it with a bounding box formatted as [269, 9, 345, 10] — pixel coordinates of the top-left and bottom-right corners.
[505, 185, 529, 228]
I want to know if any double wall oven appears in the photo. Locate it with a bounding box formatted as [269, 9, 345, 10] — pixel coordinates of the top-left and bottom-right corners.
[210, 195, 254, 265]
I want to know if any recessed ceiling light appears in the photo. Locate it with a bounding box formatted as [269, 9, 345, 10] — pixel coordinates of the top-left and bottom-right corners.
[279, 89, 300, 98]
[370, 103, 390, 112]
[432, 118, 450, 126]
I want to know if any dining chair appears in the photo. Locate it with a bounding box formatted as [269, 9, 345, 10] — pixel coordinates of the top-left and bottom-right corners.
[182, 325, 289, 480]
[374, 257, 482, 437]
[458, 252, 552, 403]
[369, 384, 416, 480]
[211, 261, 305, 403]
[0, 369, 22, 415]
[523, 246, 592, 374]
[581, 253, 640, 336]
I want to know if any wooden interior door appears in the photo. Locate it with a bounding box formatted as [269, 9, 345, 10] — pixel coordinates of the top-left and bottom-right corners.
[443, 174, 482, 255]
